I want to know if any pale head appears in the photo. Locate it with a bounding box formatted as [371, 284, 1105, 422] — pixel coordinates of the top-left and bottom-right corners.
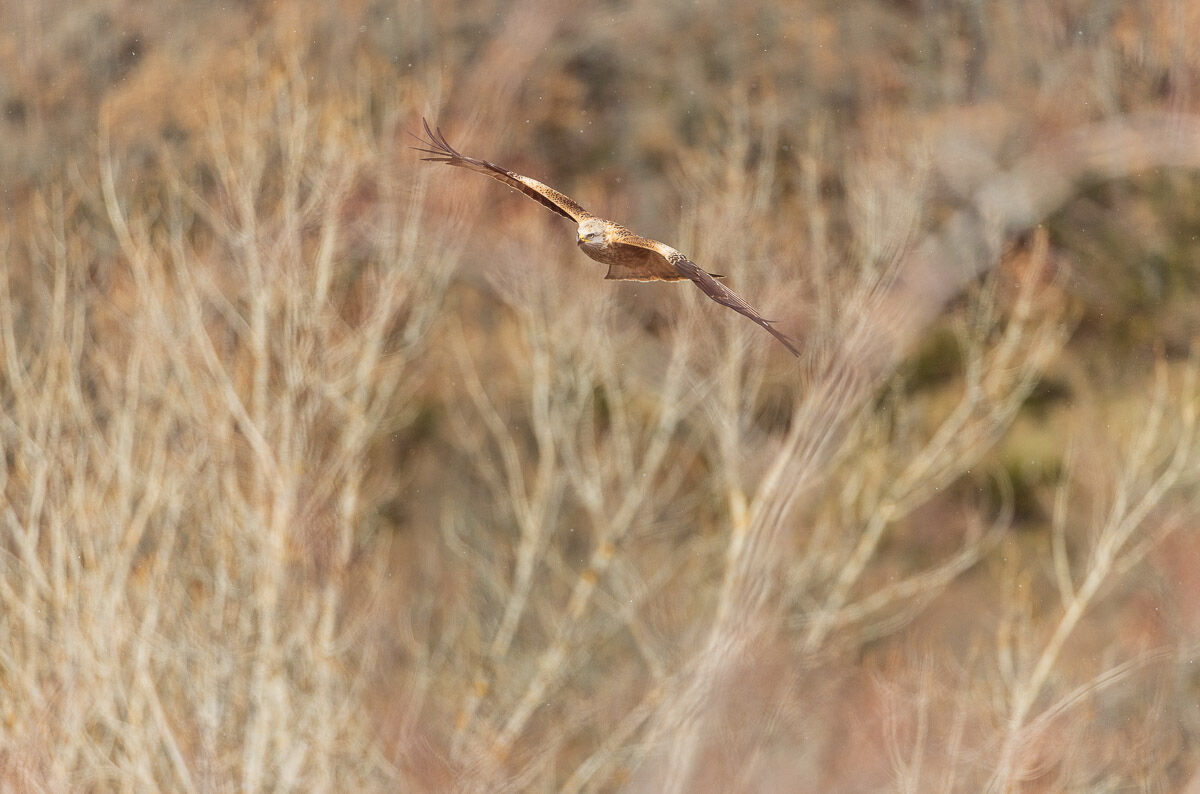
[577, 218, 607, 248]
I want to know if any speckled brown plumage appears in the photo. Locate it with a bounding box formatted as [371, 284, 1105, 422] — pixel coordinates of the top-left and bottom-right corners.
[412, 118, 800, 357]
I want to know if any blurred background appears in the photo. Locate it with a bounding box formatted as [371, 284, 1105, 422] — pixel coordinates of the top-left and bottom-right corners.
[2, 0, 1200, 790]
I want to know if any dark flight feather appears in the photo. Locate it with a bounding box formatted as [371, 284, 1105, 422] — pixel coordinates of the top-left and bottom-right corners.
[414, 118, 800, 357]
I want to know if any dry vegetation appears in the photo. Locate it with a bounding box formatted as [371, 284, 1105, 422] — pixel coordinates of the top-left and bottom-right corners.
[2, 1, 1200, 791]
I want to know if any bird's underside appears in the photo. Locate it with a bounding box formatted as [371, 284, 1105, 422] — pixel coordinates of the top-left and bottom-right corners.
[412, 118, 800, 357]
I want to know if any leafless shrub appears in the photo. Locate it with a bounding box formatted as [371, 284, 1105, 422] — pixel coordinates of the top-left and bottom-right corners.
[4, 1, 1200, 792]
[985, 353, 1200, 791]
[0, 43, 451, 791]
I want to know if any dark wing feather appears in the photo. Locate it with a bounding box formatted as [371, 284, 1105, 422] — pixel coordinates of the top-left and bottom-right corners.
[620, 235, 801, 357]
[411, 118, 589, 222]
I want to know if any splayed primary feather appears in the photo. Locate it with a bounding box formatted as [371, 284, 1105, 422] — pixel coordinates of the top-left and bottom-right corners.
[413, 118, 800, 357]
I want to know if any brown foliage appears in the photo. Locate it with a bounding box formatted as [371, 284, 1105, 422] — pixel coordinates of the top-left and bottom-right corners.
[2, 1, 1200, 791]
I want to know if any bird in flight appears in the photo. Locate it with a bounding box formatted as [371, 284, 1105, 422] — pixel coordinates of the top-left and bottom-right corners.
[412, 118, 800, 357]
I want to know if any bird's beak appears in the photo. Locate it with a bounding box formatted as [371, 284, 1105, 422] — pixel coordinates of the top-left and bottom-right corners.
[578, 234, 587, 243]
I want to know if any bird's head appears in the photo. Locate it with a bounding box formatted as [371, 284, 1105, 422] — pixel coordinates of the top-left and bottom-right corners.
[577, 219, 606, 248]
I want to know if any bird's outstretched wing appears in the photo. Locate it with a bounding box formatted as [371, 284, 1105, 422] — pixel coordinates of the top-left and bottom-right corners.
[618, 235, 801, 357]
[411, 118, 590, 223]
